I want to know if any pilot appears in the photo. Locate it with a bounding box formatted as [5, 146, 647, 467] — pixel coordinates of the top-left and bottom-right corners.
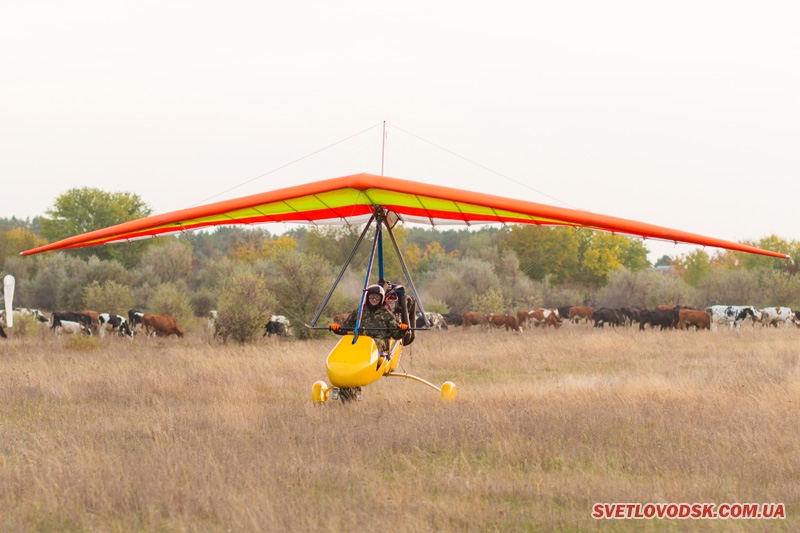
[329, 284, 408, 360]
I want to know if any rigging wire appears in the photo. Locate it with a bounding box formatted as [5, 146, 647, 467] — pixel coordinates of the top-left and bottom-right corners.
[187, 122, 384, 208]
[386, 122, 580, 210]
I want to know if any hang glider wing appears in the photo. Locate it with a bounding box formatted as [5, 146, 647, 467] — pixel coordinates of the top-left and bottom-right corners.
[22, 173, 788, 259]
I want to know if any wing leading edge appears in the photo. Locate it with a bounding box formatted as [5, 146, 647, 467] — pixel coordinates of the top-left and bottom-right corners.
[21, 173, 789, 259]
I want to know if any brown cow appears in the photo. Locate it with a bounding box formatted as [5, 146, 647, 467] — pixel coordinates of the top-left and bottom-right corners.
[462, 312, 486, 328]
[81, 309, 101, 334]
[517, 309, 530, 329]
[677, 309, 711, 330]
[143, 314, 184, 337]
[567, 306, 594, 324]
[486, 313, 520, 332]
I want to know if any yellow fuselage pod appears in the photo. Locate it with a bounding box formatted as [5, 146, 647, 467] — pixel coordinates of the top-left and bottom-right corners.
[326, 334, 402, 388]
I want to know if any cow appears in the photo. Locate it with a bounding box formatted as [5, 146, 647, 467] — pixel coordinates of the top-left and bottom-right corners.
[81, 310, 102, 334]
[593, 308, 625, 328]
[557, 306, 573, 322]
[50, 311, 93, 332]
[567, 306, 594, 324]
[638, 308, 680, 331]
[620, 306, 645, 326]
[1, 309, 51, 334]
[128, 310, 145, 335]
[520, 308, 561, 329]
[677, 309, 711, 330]
[98, 313, 133, 337]
[422, 312, 448, 330]
[443, 313, 463, 327]
[486, 313, 520, 331]
[0, 324, 5, 338]
[13, 308, 49, 323]
[55, 320, 91, 337]
[263, 315, 291, 337]
[706, 305, 760, 330]
[462, 312, 486, 328]
[142, 314, 184, 337]
[758, 307, 797, 327]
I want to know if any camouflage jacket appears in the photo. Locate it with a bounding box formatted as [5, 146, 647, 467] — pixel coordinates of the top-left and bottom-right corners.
[340, 306, 405, 340]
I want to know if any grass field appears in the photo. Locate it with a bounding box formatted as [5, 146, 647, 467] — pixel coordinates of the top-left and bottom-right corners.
[0, 324, 797, 531]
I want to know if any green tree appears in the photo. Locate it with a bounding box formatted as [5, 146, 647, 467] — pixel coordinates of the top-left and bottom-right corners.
[0, 228, 47, 268]
[138, 238, 194, 285]
[260, 250, 344, 340]
[40, 187, 153, 267]
[654, 255, 673, 267]
[674, 249, 712, 287]
[574, 231, 649, 287]
[499, 226, 581, 284]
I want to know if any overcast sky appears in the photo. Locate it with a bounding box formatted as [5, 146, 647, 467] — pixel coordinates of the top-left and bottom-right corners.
[2, 1, 798, 262]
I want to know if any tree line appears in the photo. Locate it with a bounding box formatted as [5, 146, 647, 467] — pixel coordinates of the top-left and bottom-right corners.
[2, 187, 800, 342]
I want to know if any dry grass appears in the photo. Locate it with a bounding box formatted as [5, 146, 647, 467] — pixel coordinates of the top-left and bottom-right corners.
[0, 324, 798, 531]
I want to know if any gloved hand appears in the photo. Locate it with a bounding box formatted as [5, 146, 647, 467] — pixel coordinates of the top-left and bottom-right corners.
[398, 323, 409, 331]
[329, 324, 341, 332]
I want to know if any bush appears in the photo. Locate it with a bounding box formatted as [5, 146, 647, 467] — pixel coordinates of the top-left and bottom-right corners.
[149, 282, 194, 325]
[6, 313, 39, 339]
[215, 267, 275, 344]
[83, 280, 135, 315]
[470, 288, 509, 315]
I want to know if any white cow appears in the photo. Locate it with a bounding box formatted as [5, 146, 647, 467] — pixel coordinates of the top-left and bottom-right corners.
[758, 307, 798, 327]
[706, 305, 761, 330]
[56, 320, 91, 337]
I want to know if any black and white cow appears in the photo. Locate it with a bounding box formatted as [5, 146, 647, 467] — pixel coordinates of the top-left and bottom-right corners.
[50, 311, 93, 332]
[14, 308, 49, 323]
[98, 313, 133, 337]
[706, 305, 761, 330]
[128, 309, 145, 335]
[263, 315, 291, 337]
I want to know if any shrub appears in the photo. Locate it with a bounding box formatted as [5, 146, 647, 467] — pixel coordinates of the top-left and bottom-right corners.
[149, 282, 194, 325]
[5, 313, 39, 339]
[470, 288, 509, 315]
[215, 267, 275, 344]
[83, 280, 135, 315]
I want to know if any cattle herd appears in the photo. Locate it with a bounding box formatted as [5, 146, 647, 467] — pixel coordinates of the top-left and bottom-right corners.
[416, 305, 800, 333]
[0, 308, 185, 338]
[1, 305, 798, 341]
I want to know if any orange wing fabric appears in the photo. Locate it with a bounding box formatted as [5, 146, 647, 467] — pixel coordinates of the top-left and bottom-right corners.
[22, 173, 788, 259]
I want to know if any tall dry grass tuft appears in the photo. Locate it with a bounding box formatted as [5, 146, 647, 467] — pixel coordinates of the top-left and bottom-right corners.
[0, 324, 798, 531]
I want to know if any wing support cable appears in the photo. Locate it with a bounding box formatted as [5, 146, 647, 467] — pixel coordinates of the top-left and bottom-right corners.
[308, 215, 375, 327]
[383, 215, 431, 328]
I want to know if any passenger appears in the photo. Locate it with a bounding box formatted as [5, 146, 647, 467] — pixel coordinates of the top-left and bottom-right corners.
[329, 284, 408, 361]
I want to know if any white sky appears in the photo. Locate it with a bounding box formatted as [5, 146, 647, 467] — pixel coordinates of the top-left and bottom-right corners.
[2, 1, 798, 262]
